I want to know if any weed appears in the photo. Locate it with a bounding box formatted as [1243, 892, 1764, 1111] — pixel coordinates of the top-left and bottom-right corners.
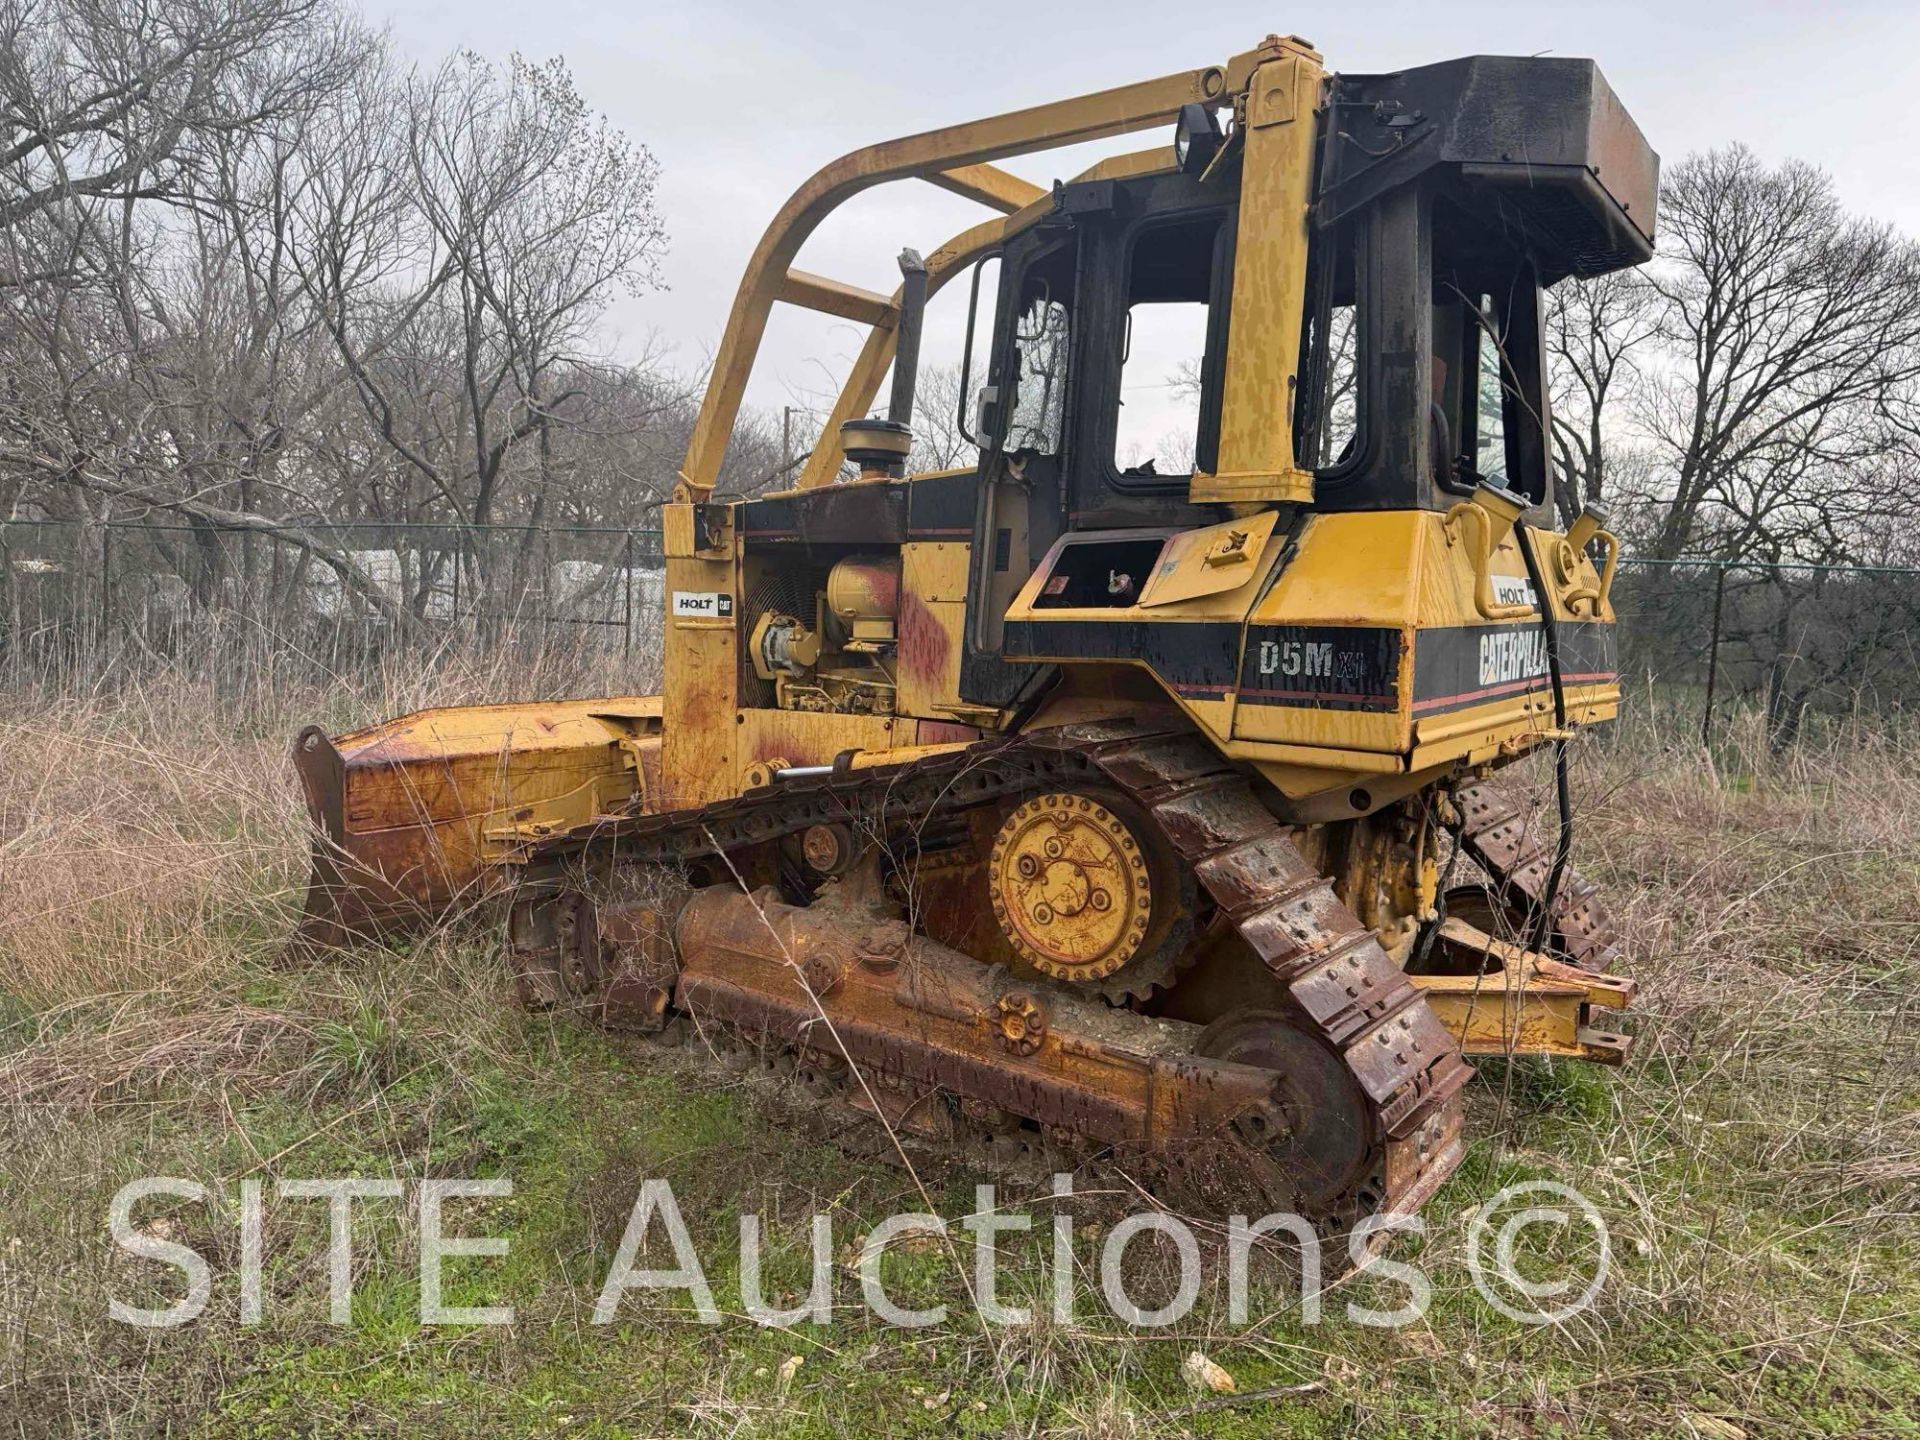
[0, 669, 1916, 1436]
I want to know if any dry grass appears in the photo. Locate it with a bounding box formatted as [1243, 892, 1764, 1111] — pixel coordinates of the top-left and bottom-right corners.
[0, 631, 658, 1004]
[0, 686, 302, 1003]
[1585, 703, 1920, 1218]
[0, 652, 1916, 1438]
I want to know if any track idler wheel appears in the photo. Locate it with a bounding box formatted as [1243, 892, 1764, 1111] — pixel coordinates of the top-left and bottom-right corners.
[506, 887, 600, 1009]
[506, 871, 687, 1032]
[1194, 1010, 1384, 1224]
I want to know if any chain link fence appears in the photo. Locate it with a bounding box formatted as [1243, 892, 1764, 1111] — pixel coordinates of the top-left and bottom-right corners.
[1611, 559, 1920, 743]
[0, 519, 668, 683]
[4, 517, 1917, 739]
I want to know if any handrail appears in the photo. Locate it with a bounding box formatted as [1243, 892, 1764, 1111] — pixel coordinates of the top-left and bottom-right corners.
[1564, 528, 1619, 615]
[1444, 502, 1536, 622]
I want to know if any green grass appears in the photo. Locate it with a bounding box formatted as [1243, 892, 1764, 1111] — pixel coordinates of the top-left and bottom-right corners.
[7, 939, 1915, 1438]
[3, 686, 1918, 1436]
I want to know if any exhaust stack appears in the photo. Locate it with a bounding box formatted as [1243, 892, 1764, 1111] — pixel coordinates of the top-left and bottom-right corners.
[887, 247, 929, 428]
[839, 248, 927, 480]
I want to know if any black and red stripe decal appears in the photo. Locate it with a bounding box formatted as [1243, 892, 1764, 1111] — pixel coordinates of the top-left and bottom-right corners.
[1005, 615, 1616, 720]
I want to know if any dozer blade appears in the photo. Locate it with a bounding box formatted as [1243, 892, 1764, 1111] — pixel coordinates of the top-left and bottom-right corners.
[291, 698, 661, 948]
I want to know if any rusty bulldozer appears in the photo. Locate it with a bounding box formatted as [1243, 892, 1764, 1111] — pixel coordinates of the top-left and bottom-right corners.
[295, 37, 1652, 1239]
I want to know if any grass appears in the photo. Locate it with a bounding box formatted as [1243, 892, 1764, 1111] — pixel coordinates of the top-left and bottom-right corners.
[1, 654, 1917, 1437]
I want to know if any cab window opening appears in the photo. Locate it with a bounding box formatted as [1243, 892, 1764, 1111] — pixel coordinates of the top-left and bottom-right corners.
[1111, 214, 1226, 484]
[1002, 239, 1076, 457]
[1295, 219, 1363, 475]
[1429, 196, 1549, 504]
[1469, 292, 1511, 489]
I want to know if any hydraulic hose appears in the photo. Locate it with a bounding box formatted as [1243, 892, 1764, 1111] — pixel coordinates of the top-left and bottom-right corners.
[1512, 519, 1572, 954]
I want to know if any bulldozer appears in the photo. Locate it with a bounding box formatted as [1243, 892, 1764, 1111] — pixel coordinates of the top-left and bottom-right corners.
[294, 36, 1652, 1238]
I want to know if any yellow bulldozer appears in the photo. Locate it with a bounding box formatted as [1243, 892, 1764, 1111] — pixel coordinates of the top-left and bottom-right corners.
[294, 35, 1651, 1238]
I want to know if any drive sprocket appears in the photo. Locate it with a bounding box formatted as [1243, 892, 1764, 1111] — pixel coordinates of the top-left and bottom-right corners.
[987, 789, 1194, 1001]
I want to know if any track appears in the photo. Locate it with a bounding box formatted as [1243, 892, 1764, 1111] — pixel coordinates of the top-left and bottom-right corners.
[514, 718, 1482, 1235]
[1068, 725, 1473, 1228]
[1452, 779, 1624, 972]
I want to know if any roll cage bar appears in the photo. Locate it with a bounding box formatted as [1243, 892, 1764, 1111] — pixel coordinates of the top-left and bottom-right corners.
[673, 39, 1314, 504]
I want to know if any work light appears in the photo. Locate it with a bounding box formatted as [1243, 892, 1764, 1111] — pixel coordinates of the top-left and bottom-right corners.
[1174, 103, 1223, 174]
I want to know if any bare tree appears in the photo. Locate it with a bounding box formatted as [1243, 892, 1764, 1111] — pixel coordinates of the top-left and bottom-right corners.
[0, 3, 700, 643]
[1533, 148, 1920, 742]
[1545, 268, 1660, 523]
[1632, 146, 1920, 562]
[0, 0, 352, 245]
[0, 0, 404, 617]
[296, 50, 668, 600]
[907, 363, 976, 474]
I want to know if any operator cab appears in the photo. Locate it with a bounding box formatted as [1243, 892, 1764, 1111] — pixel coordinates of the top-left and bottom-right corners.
[956, 54, 1655, 706]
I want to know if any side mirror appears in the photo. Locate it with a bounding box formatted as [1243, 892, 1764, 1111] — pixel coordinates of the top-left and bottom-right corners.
[973, 384, 1002, 444]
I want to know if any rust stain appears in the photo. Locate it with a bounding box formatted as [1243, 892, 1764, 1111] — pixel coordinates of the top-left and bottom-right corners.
[632, 735, 664, 814]
[852, 558, 901, 615]
[747, 715, 807, 766]
[673, 883, 1287, 1150]
[291, 699, 653, 947]
[896, 588, 949, 691]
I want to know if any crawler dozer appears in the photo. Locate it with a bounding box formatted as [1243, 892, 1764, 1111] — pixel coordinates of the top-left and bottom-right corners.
[295, 37, 1654, 1237]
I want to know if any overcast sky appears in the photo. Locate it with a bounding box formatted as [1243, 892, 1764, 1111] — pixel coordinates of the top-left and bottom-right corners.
[366, 0, 1920, 434]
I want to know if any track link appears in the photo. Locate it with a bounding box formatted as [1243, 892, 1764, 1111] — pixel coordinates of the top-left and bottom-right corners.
[1068, 726, 1472, 1224]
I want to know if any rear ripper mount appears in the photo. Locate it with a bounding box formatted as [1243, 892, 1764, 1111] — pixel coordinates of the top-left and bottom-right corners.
[509, 721, 1483, 1233]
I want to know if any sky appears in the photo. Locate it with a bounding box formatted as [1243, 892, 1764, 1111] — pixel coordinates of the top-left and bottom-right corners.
[364, 0, 1920, 443]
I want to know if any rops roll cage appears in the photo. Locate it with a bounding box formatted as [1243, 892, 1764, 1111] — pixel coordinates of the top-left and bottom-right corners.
[673, 35, 1324, 506]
